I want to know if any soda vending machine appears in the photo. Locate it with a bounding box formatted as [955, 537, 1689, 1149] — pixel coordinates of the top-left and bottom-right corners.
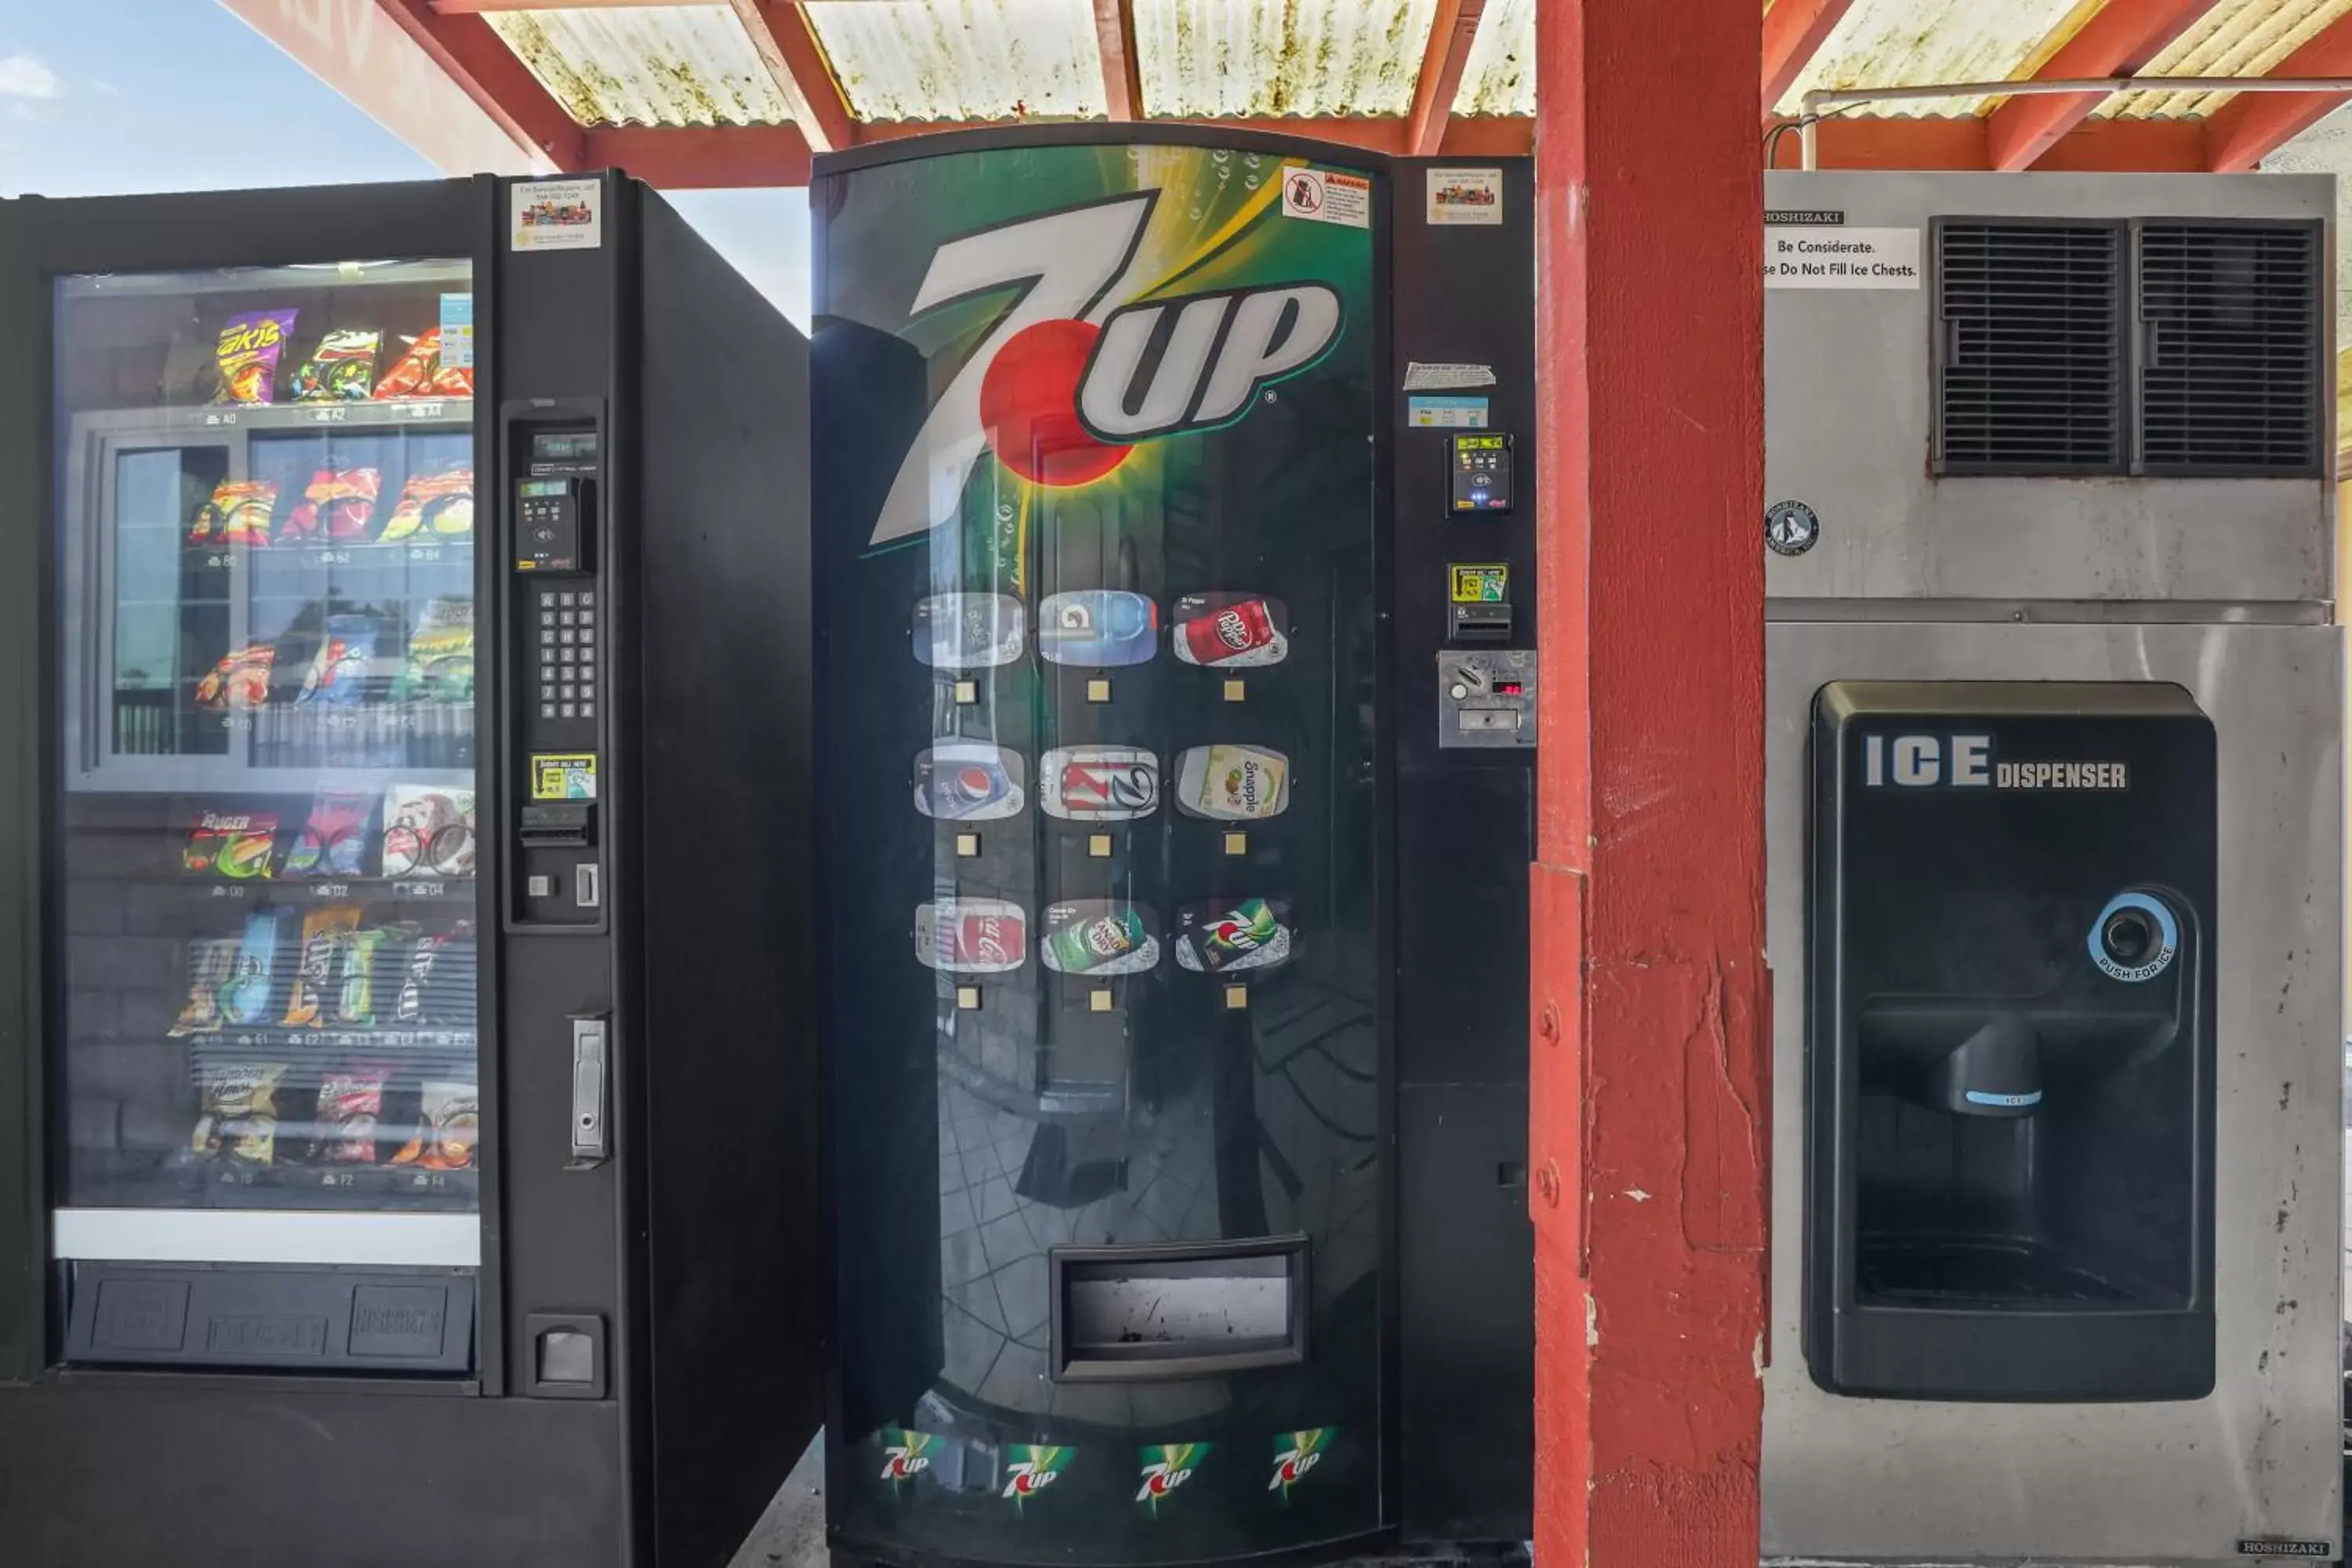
[0, 173, 818, 1566]
[812, 129, 1540, 1563]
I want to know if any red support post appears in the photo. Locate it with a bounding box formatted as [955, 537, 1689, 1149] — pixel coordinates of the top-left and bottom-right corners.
[1534, 3, 1769, 1566]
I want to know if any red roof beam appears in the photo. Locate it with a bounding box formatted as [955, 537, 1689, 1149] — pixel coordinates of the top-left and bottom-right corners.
[1407, 0, 1486, 158]
[379, 0, 587, 169]
[731, 1, 857, 154]
[2204, 10, 2352, 171]
[586, 124, 813, 187]
[1762, 0, 1859, 120]
[1766, 113, 2209, 173]
[1095, 0, 1144, 121]
[1987, 0, 2225, 171]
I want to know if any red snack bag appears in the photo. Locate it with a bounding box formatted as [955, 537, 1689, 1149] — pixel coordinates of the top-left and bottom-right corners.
[279, 468, 382, 542]
[372, 329, 441, 399]
[312, 1071, 388, 1164]
[194, 644, 275, 712]
[426, 358, 473, 398]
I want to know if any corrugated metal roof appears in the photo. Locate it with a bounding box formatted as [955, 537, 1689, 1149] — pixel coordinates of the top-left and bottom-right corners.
[1132, 0, 1439, 119]
[486, 4, 789, 129]
[1770, 0, 2081, 118]
[1454, 0, 1536, 117]
[805, 0, 1105, 123]
[2104, 0, 2352, 119]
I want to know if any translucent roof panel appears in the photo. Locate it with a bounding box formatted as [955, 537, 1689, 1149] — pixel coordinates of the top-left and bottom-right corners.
[1454, 0, 1536, 117]
[1770, 0, 2082, 119]
[485, 5, 788, 129]
[806, 0, 1105, 124]
[1133, 0, 1441, 119]
[2103, 0, 2352, 119]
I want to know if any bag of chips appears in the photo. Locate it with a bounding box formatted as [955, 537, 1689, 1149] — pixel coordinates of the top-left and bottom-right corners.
[382, 784, 475, 880]
[194, 644, 276, 712]
[187, 479, 278, 546]
[193, 1062, 288, 1164]
[290, 328, 381, 401]
[183, 808, 277, 879]
[336, 927, 385, 1027]
[218, 909, 290, 1025]
[209, 310, 298, 405]
[285, 906, 361, 1028]
[390, 1080, 477, 1171]
[296, 615, 388, 708]
[282, 789, 374, 877]
[400, 598, 474, 704]
[372, 329, 442, 399]
[377, 467, 474, 542]
[167, 938, 241, 1037]
[311, 1070, 387, 1163]
[278, 467, 381, 542]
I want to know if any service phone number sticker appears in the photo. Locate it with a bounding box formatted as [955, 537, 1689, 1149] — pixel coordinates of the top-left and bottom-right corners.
[532, 753, 598, 801]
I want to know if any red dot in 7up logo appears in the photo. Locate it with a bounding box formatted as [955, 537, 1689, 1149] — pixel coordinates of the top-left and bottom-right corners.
[1136, 1443, 1211, 1514]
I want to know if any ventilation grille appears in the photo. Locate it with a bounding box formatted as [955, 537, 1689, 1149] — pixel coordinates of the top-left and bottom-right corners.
[2138, 223, 2321, 474]
[1937, 222, 2123, 473]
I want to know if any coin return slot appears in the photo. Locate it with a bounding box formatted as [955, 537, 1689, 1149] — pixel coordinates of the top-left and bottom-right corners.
[1050, 1238, 1308, 1381]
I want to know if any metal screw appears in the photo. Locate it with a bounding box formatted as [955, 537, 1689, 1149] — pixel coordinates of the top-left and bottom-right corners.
[1537, 1162, 1560, 1205]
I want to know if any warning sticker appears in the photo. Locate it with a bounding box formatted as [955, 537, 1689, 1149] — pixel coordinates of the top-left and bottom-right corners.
[1282, 166, 1370, 229]
[1764, 225, 1921, 289]
[532, 753, 598, 800]
[1450, 563, 1508, 604]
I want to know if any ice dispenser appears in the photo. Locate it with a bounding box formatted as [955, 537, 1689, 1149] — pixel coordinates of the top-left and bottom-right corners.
[1805, 681, 2215, 1402]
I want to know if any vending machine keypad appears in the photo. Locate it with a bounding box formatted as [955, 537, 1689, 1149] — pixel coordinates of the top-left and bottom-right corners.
[534, 588, 598, 720]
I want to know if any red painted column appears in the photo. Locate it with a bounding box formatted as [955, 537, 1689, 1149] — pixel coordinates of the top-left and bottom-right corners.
[1530, 2, 1769, 1565]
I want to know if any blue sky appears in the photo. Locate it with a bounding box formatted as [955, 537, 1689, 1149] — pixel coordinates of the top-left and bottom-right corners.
[0, 1, 811, 325]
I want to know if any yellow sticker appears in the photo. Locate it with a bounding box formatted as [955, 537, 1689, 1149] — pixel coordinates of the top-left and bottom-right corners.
[532, 753, 597, 801]
[1450, 563, 1508, 604]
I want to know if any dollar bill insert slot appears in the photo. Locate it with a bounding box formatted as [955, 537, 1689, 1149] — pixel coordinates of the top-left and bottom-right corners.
[520, 801, 596, 848]
[1450, 601, 1513, 641]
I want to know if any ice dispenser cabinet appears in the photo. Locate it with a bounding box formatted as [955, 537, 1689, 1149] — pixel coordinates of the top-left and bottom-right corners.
[1805, 682, 2215, 1402]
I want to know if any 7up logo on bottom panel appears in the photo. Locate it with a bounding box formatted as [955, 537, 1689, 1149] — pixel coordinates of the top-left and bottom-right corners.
[1003, 1445, 1073, 1514]
[880, 1428, 938, 1490]
[1137, 1443, 1210, 1515]
[1269, 1428, 1333, 1500]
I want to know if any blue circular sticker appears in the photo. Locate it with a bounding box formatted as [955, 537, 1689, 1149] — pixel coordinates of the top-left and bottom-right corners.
[2088, 891, 2179, 982]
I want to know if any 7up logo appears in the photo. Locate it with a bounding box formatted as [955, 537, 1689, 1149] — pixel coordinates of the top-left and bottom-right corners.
[1002, 1444, 1072, 1514]
[879, 1428, 938, 1490]
[871, 190, 1346, 546]
[1136, 1442, 1210, 1516]
[1269, 1428, 1332, 1500]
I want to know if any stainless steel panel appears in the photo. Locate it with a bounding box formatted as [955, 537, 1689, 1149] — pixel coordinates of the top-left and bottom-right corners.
[1763, 171, 2335, 610]
[1762, 619, 2343, 1564]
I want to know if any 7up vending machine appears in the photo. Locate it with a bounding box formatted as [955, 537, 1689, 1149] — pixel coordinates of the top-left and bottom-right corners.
[813, 129, 1541, 1564]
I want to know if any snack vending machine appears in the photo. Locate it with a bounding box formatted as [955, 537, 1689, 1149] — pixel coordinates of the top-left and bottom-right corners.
[812, 129, 1540, 1566]
[0, 174, 818, 1566]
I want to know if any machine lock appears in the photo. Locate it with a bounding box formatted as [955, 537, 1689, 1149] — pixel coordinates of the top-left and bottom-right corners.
[569, 1014, 611, 1168]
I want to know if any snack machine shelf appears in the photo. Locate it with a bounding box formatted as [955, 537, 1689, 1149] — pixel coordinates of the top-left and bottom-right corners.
[118, 397, 474, 436]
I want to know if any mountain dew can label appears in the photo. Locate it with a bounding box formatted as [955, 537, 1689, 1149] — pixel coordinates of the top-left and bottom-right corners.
[1269, 1428, 1333, 1498]
[879, 1428, 939, 1489]
[1002, 1444, 1073, 1512]
[1137, 1443, 1210, 1515]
